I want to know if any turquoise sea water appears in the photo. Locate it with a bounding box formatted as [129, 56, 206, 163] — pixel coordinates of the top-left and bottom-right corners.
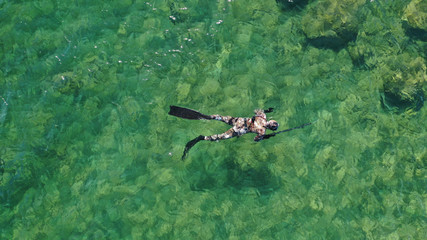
[1, 0, 426, 239]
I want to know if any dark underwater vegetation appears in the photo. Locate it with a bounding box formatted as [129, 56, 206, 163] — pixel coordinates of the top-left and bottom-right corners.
[0, 0, 426, 239]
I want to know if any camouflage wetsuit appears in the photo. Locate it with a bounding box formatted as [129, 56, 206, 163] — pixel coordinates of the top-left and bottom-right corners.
[169, 105, 313, 160]
[204, 109, 277, 142]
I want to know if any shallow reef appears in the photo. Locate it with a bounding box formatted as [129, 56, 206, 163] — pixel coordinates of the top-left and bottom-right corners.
[301, 0, 365, 51]
[377, 54, 426, 112]
[0, 0, 426, 239]
[403, 0, 427, 31]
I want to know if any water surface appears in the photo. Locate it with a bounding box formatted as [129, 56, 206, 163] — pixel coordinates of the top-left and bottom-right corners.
[0, 0, 426, 239]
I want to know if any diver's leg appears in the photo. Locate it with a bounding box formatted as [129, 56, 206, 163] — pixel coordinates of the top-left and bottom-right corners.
[181, 129, 237, 160]
[204, 128, 237, 141]
[210, 115, 236, 125]
[181, 128, 237, 159]
[181, 128, 237, 160]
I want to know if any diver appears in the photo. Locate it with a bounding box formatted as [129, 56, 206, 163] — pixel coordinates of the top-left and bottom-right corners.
[168, 106, 313, 160]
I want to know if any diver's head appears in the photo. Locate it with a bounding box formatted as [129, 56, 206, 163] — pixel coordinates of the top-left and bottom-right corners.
[267, 120, 279, 131]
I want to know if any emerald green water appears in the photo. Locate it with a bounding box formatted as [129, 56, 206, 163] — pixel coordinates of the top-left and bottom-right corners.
[1, 0, 426, 239]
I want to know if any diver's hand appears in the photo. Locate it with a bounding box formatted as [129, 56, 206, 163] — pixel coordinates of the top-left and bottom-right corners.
[264, 108, 274, 113]
[254, 135, 264, 142]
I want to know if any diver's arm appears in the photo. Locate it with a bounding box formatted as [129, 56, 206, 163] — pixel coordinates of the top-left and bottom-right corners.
[254, 135, 264, 142]
[256, 122, 314, 143]
[252, 126, 266, 142]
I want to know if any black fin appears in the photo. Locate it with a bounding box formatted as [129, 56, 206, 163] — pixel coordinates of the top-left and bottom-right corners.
[182, 135, 205, 160]
[169, 106, 213, 120]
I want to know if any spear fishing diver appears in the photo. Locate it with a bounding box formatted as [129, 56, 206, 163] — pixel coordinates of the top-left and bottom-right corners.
[168, 106, 313, 160]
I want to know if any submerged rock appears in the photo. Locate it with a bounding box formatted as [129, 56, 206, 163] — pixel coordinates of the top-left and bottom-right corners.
[301, 0, 365, 51]
[276, 0, 311, 11]
[403, 0, 427, 31]
[377, 54, 426, 112]
[52, 72, 82, 94]
[402, 0, 427, 41]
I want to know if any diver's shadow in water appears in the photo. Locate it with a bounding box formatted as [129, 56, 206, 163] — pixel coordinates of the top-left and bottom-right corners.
[189, 157, 281, 196]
